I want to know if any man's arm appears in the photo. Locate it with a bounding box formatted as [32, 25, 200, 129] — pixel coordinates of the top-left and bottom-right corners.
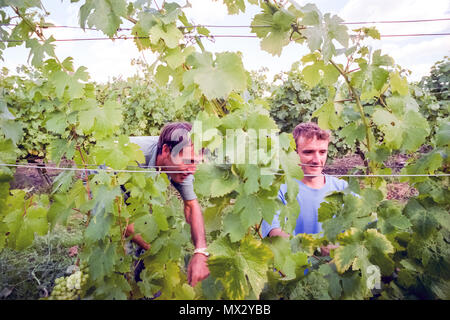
[268, 228, 290, 238]
[261, 184, 289, 238]
[125, 223, 150, 251]
[183, 198, 210, 287]
[183, 199, 207, 247]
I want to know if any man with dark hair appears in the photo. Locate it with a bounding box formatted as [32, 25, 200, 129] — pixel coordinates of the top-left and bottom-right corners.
[125, 122, 209, 287]
[261, 122, 347, 255]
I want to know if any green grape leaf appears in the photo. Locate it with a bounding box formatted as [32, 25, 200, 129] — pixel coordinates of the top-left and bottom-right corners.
[50, 67, 89, 99]
[416, 179, 450, 205]
[95, 273, 131, 300]
[223, 211, 247, 242]
[45, 112, 67, 134]
[25, 37, 56, 67]
[390, 71, 409, 96]
[87, 241, 118, 282]
[364, 229, 394, 255]
[301, 3, 322, 26]
[134, 214, 159, 244]
[234, 193, 278, 230]
[404, 198, 441, 238]
[240, 164, 260, 195]
[94, 136, 145, 169]
[322, 63, 340, 86]
[150, 23, 183, 48]
[377, 201, 412, 234]
[159, 2, 183, 24]
[186, 52, 247, 100]
[324, 13, 349, 48]
[320, 190, 381, 242]
[164, 47, 184, 70]
[131, 23, 152, 51]
[362, 27, 381, 40]
[0, 119, 23, 145]
[288, 270, 332, 300]
[260, 29, 291, 57]
[303, 27, 323, 52]
[334, 242, 366, 273]
[48, 138, 76, 164]
[372, 50, 394, 67]
[51, 170, 75, 195]
[152, 205, 169, 232]
[47, 194, 74, 228]
[401, 150, 443, 183]
[3, 192, 49, 250]
[0, 138, 18, 180]
[340, 122, 365, 145]
[222, 0, 246, 15]
[194, 163, 239, 198]
[302, 62, 322, 88]
[371, 67, 389, 91]
[264, 236, 309, 280]
[246, 112, 279, 132]
[78, 100, 122, 138]
[82, 0, 127, 37]
[203, 197, 229, 233]
[278, 196, 301, 235]
[208, 236, 273, 299]
[435, 122, 450, 147]
[251, 3, 294, 56]
[312, 101, 345, 130]
[155, 64, 170, 86]
[373, 108, 429, 151]
[174, 283, 196, 300]
[85, 186, 121, 243]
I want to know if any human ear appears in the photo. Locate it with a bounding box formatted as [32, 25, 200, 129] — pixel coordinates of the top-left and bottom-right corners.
[162, 144, 171, 155]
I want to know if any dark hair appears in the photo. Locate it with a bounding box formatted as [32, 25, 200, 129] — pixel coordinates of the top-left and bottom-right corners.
[157, 122, 192, 156]
[292, 122, 330, 147]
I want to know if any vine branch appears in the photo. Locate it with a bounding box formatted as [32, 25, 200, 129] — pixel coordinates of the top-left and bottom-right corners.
[329, 59, 373, 173]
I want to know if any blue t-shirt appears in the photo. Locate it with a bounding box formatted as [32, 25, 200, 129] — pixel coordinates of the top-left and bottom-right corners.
[261, 175, 348, 237]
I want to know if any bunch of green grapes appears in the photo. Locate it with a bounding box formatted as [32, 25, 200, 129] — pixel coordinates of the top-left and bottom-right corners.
[47, 261, 89, 300]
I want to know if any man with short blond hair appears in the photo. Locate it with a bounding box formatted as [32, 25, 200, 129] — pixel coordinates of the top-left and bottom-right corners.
[261, 122, 348, 254]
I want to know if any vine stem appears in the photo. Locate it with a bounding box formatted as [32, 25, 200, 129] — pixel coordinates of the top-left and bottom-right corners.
[76, 146, 93, 228]
[254, 220, 286, 278]
[115, 197, 127, 256]
[329, 59, 374, 173]
[22, 195, 34, 217]
[254, 220, 264, 240]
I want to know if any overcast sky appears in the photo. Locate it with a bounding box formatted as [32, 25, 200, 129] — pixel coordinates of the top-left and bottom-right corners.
[1, 0, 449, 83]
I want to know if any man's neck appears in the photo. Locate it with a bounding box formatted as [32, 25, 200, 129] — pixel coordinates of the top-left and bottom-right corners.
[301, 175, 326, 189]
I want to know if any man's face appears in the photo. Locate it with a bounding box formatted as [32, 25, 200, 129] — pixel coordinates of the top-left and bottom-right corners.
[295, 136, 329, 176]
[162, 143, 201, 183]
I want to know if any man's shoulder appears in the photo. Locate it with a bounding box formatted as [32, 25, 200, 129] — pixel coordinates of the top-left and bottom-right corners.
[129, 136, 159, 146]
[129, 136, 159, 166]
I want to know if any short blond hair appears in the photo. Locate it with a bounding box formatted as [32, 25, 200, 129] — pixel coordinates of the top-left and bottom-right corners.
[292, 122, 330, 147]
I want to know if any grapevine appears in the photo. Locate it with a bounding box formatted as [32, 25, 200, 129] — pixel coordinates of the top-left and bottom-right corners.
[0, 0, 448, 301]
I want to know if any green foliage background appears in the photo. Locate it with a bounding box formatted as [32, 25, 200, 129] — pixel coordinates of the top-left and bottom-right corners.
[0, 0, 448, 301]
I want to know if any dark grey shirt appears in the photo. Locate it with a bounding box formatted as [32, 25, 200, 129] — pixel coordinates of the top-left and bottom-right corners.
[129, 136, 197, 201]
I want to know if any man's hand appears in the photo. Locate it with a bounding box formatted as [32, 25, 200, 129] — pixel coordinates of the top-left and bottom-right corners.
[187, 253, 210, 287]
[320, 244, 339, 256]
